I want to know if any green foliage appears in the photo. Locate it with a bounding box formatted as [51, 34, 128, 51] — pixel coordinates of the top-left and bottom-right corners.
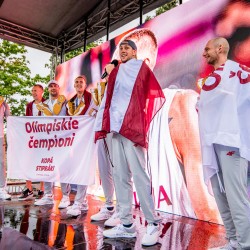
[156, 0, 179, 15]
[65, 47, 84, 61]
[0, 40, 32, 116]
[0, 40, 49, 116]
[65, 42, 101, 61]
[145, 0, 179, 22]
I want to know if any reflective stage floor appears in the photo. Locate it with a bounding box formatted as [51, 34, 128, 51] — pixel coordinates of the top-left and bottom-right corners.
[0, 193, 227, 250]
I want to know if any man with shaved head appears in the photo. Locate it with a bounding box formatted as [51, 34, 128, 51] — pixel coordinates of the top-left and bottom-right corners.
[203, 37, 230, 68]
[199, 37, 250, 249]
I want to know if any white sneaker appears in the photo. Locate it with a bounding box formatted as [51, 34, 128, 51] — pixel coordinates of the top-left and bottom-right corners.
[141, 223, 160, 246]
[58, 195, 70, 209]
[66, 201, 89, 211]
[91, 207, 114, 221]
[67, 201, 88, 211]
[0, 188, 11, 200]
[104, 211, 121, 227]
[103, 223, 136, 238]
[66, 202, 82, 216]
[34, 194, 53, 206]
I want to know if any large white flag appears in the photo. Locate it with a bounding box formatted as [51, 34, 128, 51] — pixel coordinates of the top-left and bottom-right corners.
[7, 116, 97, 185]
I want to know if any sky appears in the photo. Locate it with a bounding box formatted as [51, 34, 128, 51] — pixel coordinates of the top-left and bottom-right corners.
[26, 47, 51, 77]
[25, 0, 190, 77]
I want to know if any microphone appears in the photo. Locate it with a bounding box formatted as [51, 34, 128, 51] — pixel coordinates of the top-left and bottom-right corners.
[101, 59, 119, 79]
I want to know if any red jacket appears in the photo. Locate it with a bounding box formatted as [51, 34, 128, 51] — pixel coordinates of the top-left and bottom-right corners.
[26, 98, 45, 116]
[66, 91, 92, 116]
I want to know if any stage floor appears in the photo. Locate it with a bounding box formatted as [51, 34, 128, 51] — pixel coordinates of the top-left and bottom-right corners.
[0, 193, 227, 250]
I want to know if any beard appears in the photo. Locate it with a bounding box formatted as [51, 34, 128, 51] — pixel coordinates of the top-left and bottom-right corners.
[50, 92, 59, 98]
[206, 54, 218, 66]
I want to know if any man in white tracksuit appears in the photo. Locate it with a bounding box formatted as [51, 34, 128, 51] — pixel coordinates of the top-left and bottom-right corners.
[198, 37, 250, 250]
[94, 40, 165, 246]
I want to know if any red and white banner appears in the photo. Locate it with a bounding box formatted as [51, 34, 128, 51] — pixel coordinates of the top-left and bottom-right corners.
[7, 116, 97, 185]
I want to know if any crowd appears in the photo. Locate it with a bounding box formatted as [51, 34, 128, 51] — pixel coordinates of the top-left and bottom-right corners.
[0, 36, 250, 249]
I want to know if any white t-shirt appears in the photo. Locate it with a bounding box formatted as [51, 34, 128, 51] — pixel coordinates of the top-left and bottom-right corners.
[32, 102, 40, 116]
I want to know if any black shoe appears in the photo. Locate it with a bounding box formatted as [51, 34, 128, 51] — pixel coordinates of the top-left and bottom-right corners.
[18, 188, 34, 200]
[35, 190, 44, 200]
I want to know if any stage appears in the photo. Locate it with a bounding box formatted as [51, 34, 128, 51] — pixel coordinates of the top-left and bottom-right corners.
[0, 192, 227, 250]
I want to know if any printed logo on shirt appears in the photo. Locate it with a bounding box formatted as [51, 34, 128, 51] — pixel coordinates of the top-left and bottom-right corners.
[226, 151, 235, 156]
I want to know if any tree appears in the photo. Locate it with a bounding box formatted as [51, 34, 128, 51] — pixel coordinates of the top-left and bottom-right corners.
[65, 41, 102, 61]
[0, 40, 31, 116]
[156, 0, 179, 15]
[0, 40, 49, 116]
[145, 0, 179, 22]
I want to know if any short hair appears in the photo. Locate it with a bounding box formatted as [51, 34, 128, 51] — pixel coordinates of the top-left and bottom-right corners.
[75, 75, 87, 83]
[120, 40, 137, 50]
[212, 37, 230, 55]
[33, 84, 44, 91]
[113, 28, 158, 70]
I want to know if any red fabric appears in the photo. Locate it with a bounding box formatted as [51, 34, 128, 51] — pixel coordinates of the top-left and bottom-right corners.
[25, 98, 45, 116]
[119, 62, 165, 148]
[66, 91, 92, 116]
[95, 61, 165, 148]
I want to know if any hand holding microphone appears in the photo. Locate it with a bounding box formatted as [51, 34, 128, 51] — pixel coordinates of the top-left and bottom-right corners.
[101, 59, 119, 79]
